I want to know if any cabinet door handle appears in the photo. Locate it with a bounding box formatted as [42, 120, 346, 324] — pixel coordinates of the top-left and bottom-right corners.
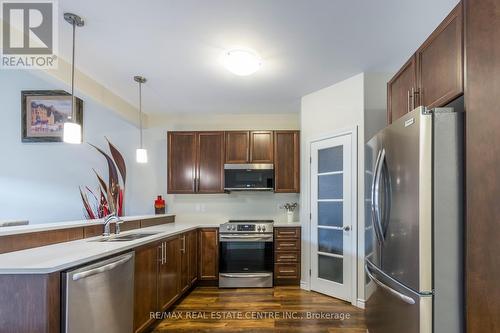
[164, 242, 168, 264]
[181, 236, 186, 253]
[407, 90, 411, 113]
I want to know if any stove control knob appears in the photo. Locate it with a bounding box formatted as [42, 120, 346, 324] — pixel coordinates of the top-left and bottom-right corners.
[257, 226, 261, 231]
[262, 226, 266, 232]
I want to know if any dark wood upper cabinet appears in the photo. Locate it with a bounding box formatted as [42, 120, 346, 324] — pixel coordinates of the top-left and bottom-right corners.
[388, 3, 464, 124]
[133, 243, 159, 333]
[158, 237, 180, 311]
[387, 55, 418, 123]
[225, 131, 249, 163]
[225, 131, 274, 163]
[168, 131, 224, 194]
[417, 3, 463, 109]
[250, 131, 274, 163]
[198, 228, 218, 281]
[274, 131, 300, 193]
[197, 132, 224, 193]
[167, 132, 197, 193]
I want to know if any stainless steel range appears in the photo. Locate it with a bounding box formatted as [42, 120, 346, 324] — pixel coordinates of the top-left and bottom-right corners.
[219, 220, 274, 288]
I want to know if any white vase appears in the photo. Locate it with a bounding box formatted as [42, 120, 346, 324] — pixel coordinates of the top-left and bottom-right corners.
[287, 211, 294, 223]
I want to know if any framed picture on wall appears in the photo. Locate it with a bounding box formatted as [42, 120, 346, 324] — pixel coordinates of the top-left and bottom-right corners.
[21, 90, 83, 143]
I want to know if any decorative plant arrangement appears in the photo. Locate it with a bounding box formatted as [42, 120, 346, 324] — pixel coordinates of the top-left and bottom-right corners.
[80, 138, 126, 219]
[282, 202, 298, 223]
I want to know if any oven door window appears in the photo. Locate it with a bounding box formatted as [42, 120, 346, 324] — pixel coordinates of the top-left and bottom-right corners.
[220, 241, 273, 273]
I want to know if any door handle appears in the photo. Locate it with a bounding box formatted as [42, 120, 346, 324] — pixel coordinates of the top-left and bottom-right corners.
[219, 273, 271, 278]
[365, 264, 415, 305]
[371, 150, 384, 244]
[72, 253, 133, 281]
[373, 149, 386, 243]
[407, 90, 411, 113]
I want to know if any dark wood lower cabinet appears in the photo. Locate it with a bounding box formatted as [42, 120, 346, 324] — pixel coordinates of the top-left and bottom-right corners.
[133, 242, 159, 333]
[198, 228, 219, 281]
[187, 230, 198, 284]
[274, 226, 301, 286]
[0, 273, 60, 333]
[158, 237, 181, 311]
[179, 234, 190, 294]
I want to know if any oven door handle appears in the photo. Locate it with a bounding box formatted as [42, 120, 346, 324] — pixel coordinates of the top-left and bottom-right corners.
[219, 235, 273, 242]
[219, 273, 272, 278]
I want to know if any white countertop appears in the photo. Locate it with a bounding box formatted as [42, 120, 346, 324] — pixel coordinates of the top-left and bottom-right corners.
[0, 214, 175, 237]
[0, 220, 219, 275]
[0, 217, 301, 274]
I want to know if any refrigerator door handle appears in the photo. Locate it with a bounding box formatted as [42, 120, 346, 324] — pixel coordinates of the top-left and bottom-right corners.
[380, 150, 392, 238]
[371, 150, 383, 243]
[365, 264, 415, 305]
[373, 149, 386, 243]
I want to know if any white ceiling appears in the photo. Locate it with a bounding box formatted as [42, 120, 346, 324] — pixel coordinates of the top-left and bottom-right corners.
[57, 0, 459, 115]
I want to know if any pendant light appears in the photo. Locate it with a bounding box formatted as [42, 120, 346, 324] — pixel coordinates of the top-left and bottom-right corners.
[134, 76, 148, 163]
[63, 13, 84, 144]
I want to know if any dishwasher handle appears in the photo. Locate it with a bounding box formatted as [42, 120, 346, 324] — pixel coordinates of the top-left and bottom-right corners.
[72, 253, 134, 281]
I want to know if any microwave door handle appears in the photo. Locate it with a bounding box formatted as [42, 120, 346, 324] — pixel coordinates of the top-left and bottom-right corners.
[365, 264, 415, 305]
[371, 150, 383, 244]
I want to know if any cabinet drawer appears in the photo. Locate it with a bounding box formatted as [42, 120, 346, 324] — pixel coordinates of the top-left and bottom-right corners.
[275, 252, 299, 263]
[274, 263, 300, 279]
[275, 227, 300, 239]
[275, 239, 300, 251]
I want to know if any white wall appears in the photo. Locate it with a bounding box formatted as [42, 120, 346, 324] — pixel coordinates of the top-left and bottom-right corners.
[300, 72, 389, 305]
[0, 71, 159, 224]
[0, 70, 300, 225]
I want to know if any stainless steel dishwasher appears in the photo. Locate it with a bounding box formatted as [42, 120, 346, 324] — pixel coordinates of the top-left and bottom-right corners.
[62, 252, 135, 333]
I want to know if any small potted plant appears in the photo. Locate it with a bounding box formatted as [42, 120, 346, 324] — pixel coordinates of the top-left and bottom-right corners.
[282, 202, 298, 223]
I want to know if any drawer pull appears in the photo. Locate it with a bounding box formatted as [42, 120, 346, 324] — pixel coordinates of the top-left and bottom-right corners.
[280, 243, 295, 247]
[279, 231, 296, 235]
[279, 270, 296, 273]
[279, 256, 296, 259]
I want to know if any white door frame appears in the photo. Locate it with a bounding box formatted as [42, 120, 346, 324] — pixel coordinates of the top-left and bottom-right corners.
[304, 127, 358, 306]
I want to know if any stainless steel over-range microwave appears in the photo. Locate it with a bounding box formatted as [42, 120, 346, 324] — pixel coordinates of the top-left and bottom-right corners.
[223, 164, 274, 191]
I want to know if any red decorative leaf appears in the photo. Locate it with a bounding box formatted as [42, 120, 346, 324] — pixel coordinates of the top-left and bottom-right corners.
[89, 143, 119, 213]
[79, 187, 95, 220]
[106, 137, 127, 186]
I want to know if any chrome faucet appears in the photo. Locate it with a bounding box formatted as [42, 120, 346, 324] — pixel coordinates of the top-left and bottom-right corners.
[103, 213, 124, 236]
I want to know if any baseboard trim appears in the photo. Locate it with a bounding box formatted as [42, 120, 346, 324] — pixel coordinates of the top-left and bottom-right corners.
[356, 298, 365, 309]
[300, 280, 310, 291]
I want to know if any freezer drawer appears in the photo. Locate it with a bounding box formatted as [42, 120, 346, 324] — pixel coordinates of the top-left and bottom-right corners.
[365, 261, 432, 333]
[63, 252, 135, 333]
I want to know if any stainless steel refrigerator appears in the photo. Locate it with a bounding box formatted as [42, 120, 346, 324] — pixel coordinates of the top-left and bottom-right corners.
[365, 105, 464, 333]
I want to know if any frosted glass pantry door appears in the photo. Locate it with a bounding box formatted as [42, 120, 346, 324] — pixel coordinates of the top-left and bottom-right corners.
[310, 133, 354, 302]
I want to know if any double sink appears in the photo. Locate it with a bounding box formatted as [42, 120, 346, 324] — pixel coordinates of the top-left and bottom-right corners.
[89, 231, 161, 242]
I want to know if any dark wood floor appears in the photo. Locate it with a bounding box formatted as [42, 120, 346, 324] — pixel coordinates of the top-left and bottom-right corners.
[152, 286, 366, 333]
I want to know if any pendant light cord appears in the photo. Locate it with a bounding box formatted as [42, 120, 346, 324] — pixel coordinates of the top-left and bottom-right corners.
[70, 20, 76, 121]
[139, 81, 143, 148]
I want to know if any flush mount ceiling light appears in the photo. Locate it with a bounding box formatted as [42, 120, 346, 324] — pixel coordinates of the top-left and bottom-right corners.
[63, 13, 84, 144]
[134, 75, 148, 164]
[222, 49, 262, 76]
